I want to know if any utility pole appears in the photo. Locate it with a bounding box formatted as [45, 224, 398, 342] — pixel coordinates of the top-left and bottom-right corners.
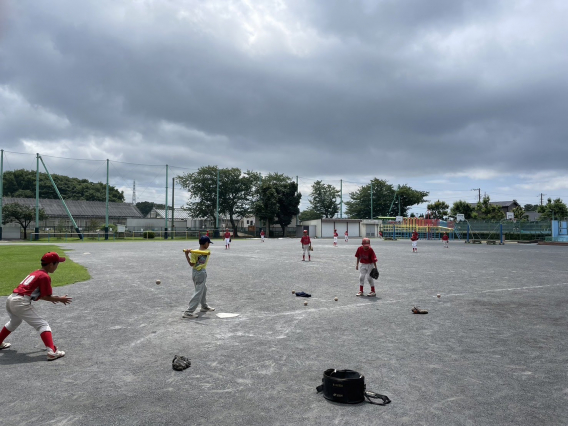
[540, 193, 546, 205]
[472, 188, 481, 202]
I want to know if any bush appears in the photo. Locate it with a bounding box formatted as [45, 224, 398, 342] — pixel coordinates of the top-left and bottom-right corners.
[143, 231, 155, 239]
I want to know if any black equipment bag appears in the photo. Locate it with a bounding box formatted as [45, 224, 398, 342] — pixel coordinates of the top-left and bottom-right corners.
[316, 369, 391, 406]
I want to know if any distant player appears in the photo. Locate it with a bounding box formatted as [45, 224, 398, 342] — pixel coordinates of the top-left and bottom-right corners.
[333, 229, 338, 247]
[355, 238, 378, 297]
[260, 229, 265, 242]
[301, 230, 311, 261]
[0, 252, 71, 361]
[344, 231, 349, 242]
[224, 228, 231, 249]
[442, 232, 449, 248]
[411, 230, 419, 252]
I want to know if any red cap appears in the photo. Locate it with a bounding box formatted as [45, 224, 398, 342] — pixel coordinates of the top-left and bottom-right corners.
[41, 252, 66, 264]
[303, 230, 308, 232]
[362, 238, 371, 246]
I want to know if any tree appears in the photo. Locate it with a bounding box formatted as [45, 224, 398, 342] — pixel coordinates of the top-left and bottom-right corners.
[537, 198, 568, 220]
[177, 166, 260, 237]
[426, 200, 449, 219]
[253, 184, 279, 236]
[309, 181, 339, 218]
[513, 205, 528, 221]
[450, 200, 474, 220]
[3, 169, 124, 202]
[2, 203, 48, 239]
[475, 196, 505, 220]
[135, 201, 164, 217]
[260, 173, 301, 235]
[299, 209, 322, 222]
[344, 179, 428, 219]
[524, 204, 538, 212]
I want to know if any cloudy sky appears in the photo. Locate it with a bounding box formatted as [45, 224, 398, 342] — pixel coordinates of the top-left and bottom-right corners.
[1, 0, 567, 215]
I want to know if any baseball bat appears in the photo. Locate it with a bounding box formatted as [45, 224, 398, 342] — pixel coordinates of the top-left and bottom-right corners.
[183, 249, 211, 255]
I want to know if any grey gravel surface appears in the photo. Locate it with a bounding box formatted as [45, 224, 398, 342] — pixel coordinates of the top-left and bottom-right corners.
[1, 238, 567, 426]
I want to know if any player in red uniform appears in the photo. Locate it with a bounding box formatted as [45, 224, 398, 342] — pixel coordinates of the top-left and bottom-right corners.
[355, 238, 378, 297]
[300, 230, 311, 261]
[411, 230, 419, 252]
[344, 231, 348, 242]
[0, 252, 72, 361]
[260, 229, 265, 242]
[442, 232, 449, 248]
[333, 230, 338, 246]
[224, 229, 231, 249]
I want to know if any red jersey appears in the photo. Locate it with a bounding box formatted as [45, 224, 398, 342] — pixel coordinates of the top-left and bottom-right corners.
[300, 235, 311, 245]
[411, 232, 419, 241]
[224, 232, 231, 238]
[260, 231, 265, 236]
[13, 269, 53, 301]
[334, 232, 338, 237]
[344, 232, 348, 236]
[442, 235, 449, 241]
[355, 247, 377, 264]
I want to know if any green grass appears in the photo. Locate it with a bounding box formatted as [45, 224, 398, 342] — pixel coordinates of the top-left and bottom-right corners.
[0, 246, 91, 296]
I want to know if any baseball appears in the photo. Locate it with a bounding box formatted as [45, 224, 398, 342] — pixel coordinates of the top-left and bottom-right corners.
[156, 279, 161, 285]
[303, 301, 308, 306]
[334, 297, 338, 301]
[437, 294, 441, 298]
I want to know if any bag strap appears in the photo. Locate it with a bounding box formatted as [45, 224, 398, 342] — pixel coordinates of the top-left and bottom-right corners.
[365, 391, 391, 405]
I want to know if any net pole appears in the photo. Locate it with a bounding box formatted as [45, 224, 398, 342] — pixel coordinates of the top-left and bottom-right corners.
[165, 165, 169, 239]
[0, 149, 3, 240]
[105, 159, 109, 240]
[35, 153, 40, 240]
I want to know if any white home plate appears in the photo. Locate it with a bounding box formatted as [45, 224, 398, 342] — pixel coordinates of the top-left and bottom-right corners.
[216, 313, 240, 318]
[83, 252, 91, 255]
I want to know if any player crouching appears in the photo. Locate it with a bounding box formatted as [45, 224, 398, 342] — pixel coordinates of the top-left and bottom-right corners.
[0, 252, 72, 361]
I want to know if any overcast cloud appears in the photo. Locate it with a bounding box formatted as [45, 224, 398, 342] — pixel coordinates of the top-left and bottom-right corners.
[1, 0, 567, 214]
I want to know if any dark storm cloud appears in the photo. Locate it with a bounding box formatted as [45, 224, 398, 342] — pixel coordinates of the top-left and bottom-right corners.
[1, 0, 567, 189]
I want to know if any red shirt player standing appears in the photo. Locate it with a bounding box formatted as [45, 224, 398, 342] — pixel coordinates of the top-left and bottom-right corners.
[411, 230, 419, 252]
[300, 230, 311, 261]
[224, 229, 231, 249]
[442, 232, 449, 248]
[355, 238, 378, 297]
[333, 230, 338, 246]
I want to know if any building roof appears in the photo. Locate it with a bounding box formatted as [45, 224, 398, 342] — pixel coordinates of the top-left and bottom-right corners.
[3, 197, 143, 218]
[150, 208, 193, 220]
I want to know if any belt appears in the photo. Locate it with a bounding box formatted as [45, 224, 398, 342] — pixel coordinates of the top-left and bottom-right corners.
[11, 294, 32, 302]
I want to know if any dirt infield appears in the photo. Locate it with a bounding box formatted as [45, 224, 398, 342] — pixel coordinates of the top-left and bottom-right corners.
[1, 238, 567, 425]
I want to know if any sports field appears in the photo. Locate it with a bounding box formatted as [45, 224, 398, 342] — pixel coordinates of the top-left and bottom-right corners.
[0, 238, 567, 426]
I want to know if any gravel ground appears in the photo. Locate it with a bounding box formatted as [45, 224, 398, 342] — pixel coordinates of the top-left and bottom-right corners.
[1, 237, 567, 426]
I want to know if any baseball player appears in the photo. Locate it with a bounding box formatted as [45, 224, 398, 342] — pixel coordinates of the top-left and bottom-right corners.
[355, 238, 378, 297]
[411, 230, 419, 252]
[260, 229, 265, 242]
[344, 231, 349, 242]
[442, 232, 449, 248]
[300, 230, 311, 261]
[182, 236, 215, 319]
[224, 228, 231, 249]
[333, 230, 338, 247]
[0, 252, 71, 361]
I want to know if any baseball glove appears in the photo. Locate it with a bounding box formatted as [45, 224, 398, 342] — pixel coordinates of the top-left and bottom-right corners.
[172, 355, 191, 371]
[309, 245, 313, 251]
[412, 306, 428, 314]
[370, 268, 379, 280]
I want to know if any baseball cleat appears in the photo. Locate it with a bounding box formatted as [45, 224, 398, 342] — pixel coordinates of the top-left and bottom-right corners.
[200, 306, 216, 312]
[182, 312, 198, 319]
[47, 347, 65, 361]
[0, 342, 11, 350]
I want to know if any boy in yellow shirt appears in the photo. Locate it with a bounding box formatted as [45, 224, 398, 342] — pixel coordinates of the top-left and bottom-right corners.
[182, 236, 216, 319]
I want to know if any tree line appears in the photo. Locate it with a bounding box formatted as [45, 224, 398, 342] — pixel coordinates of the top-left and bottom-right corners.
[3, 169, 124, 202]
[425, 196, 567, 221]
